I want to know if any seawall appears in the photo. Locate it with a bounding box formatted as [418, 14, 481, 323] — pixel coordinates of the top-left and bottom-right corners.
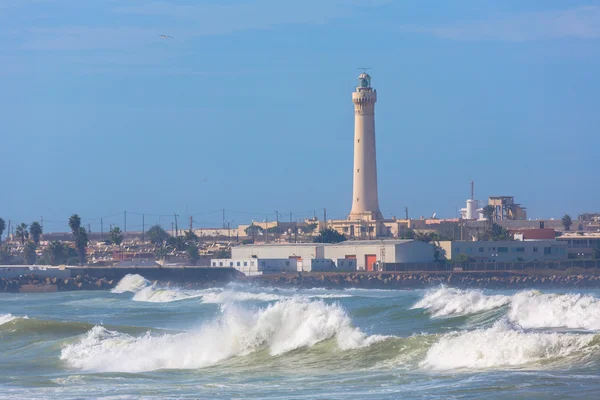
[244, 271, 600, 290]
[0, 267, 243, 293]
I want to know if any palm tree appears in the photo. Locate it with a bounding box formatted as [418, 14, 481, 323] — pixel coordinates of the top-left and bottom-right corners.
[24, 241, 37, 264]
[562, 214, 573, 231]
[30, 221, 43, 245]
[109, 226, 123, 246]
[482, 205, 496, 223]
[69, 214, 87, 264]
[15, 223, 29, 245]
[0, 218, 5, 243]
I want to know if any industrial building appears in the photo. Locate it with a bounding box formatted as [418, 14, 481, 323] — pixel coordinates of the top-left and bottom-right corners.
[227, 240, 434, 274]
[438, 240, 567, 262]
[488, 196, 527, 221]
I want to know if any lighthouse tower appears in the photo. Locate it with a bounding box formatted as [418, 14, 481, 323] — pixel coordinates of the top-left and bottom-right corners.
[348, 72, 383, 221]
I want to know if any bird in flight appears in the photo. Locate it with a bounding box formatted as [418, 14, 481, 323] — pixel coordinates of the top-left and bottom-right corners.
[159, 35, 173, 39]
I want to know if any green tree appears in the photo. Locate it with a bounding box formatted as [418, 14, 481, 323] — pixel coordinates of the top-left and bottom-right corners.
[29, 221, 43, 245]
[213, 248, 231, 258]
[154, 244, 171, 261]
[184, 229, 198, 243]
[482, 205, 496, 223]
[147, 225, 169, 245]
[109, 226, 123, 246]
[167, 236, 188, 251]
[187, 244, 200, 266]
[398, 229, 415, 240]
[24, 241, 37, 264]
[69, 215, 88, 264]
[42, 241, 69, 265]
[244, 224, 264, 236]
[15, 223, 29, 245]
[414, 231, 432, 242]
[0, 218, 5, 243]
[490, 223, 511, 240]
[302, 223, 318, 234]
[562, 214, 573, 231]
[313, 228, 346, 244]
[0, 244, 12, 264]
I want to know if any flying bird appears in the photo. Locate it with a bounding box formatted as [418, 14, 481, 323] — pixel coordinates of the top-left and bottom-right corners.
[159, 35, 173, 39]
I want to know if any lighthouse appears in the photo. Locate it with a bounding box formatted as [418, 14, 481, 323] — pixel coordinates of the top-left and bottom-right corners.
[348, 72, 383, 221]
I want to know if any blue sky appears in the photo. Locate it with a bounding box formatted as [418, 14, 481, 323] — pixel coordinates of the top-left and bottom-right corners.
[1, 0, 599, 233]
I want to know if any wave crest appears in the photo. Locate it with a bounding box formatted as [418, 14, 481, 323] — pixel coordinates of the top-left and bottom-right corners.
[422, 321, 597, 370]
[111, 274, 150, 293]
[60, 298, 387, 372]
[509, 291, 600, 330]
[412, 287, 511, 317]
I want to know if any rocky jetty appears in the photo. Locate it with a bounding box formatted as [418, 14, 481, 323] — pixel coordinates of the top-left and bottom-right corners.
[247, 271, 600, 290]
[0, 274, 116, 293]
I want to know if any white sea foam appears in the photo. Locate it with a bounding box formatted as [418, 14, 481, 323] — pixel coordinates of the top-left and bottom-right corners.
[111, 274, 150, 293]
[0, 313, 19, 325]
[60, 298, 387, 372]
[200, 290, 284, 304]
[508, 291, 600, 330]
[412, 287, 511, 317]
[422, 321, 596, 371]
[132, 286, 204, 303]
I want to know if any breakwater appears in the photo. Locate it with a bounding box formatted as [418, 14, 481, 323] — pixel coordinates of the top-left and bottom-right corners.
[246, 271, 600, 289]
[0, 267, 242, 293]
[4, 269, 600, 293]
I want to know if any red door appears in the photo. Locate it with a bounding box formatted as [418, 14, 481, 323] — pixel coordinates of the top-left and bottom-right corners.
[365, 254, 377, 271]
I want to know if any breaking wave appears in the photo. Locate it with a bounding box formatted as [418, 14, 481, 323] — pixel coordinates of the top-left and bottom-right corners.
[508, 291, 600, 330]
[111, 274, 150, 293]
[60, 298, 388, 372]
[422, 321, 598, 371]
[0, 313, 26, 326]
[412, 286, 511, 317]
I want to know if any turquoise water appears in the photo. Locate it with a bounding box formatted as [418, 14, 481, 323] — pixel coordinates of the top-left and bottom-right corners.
[2, 275, 600, 399]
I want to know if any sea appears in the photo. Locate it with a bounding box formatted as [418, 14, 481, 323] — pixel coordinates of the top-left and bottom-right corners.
[2, 274, 600, 399]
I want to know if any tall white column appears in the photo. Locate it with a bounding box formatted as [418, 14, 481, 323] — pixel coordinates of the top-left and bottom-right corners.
[349, 73, 382, 221]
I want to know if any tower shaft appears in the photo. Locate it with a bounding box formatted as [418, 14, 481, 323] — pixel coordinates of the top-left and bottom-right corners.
[349, 73, 382, 221]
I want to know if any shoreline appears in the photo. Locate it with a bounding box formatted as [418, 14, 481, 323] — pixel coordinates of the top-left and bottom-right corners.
[3, 270, 600, 293]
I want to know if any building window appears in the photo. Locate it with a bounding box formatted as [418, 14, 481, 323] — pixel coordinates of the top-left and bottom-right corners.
[243, 261, 248, 267]
[369, 226, 374, 233]
[219, 262, 223, 266]
[498, 247, 509, 253]
[467, 248, 472, 253]
[455, 247, 460, 253]
[512, 247, 525, 253]
[479, 247, 484, 253]
[343, 227, 348, 233]
[212, 262, 216, 266]
[533, 247, 538, 253]
[237, 262, 241, 267]
[544, 247, 551, 255]
[230, 262, 233, 267]
[285, 261, 290, 266]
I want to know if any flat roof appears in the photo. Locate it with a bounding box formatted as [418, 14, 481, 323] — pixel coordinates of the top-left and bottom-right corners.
[236, 240, 416, 248]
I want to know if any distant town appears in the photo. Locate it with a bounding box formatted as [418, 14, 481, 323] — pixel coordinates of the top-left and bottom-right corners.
[2, 73, 599, 276]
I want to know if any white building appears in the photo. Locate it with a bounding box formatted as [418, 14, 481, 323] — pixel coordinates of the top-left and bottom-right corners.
[230, 240, 434, 272]
[210, 258, 298, 276]
[438, 240, 568, 262]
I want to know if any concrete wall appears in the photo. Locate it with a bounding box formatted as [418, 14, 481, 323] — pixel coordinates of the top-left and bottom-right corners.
[323, 241, 434, 270]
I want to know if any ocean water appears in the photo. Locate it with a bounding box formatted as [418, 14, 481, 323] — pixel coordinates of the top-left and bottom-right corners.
[2, 275, 600, 399]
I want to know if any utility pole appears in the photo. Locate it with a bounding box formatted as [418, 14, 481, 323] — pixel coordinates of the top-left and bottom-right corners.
[323, 208, 327, 225]
[275, 210, 279, 240]
[7, 220, 11, 241]
[101, 218, 104, 241]
[405, 207, 408, 220]
[88, 224, 91, 234]
[41, 216, 44, 232]
[222, 209, 225, 229]
[124, 211, 127, 237]
[142, 214, 145, 242]
[313, 209, 316, 220]
[171, 222, 174, 236]
[265, 216, 269, 243]
[189, 216, 193, 232]
[174, 213, 179, 237]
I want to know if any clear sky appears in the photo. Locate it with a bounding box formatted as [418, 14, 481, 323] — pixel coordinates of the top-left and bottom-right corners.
[1, 0, 599, 233]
